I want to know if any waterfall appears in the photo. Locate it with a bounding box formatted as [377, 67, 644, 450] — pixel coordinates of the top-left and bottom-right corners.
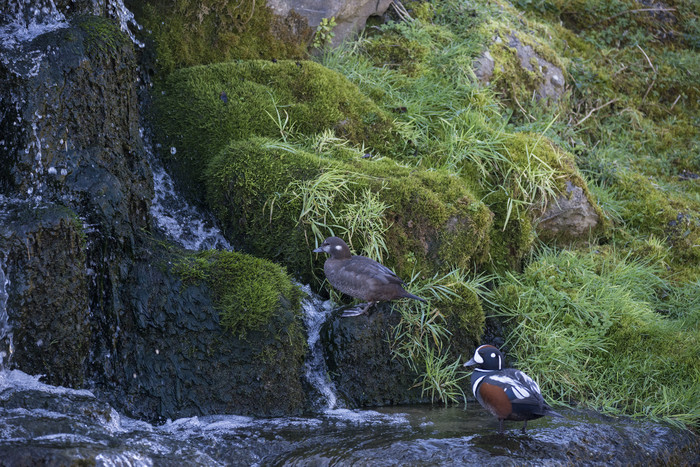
[0, 253, 14, 370]
[300, 284, 341, 410]
[149, 152, 232, 251]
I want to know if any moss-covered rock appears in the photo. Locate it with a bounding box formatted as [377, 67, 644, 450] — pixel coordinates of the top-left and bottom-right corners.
[129, 0, 312, 75]
[154, 59, 397, 202]
[205, 137, 492, 284]
[94, 237, 308, 421]
[173, 249, 303, 338]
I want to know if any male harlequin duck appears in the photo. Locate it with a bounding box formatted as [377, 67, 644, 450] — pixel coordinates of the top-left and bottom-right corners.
[464, 344, 563, 434]
[313, 236, 426, 317]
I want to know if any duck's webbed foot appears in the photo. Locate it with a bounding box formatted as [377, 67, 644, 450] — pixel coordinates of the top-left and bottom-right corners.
[341, 302, 376, 317]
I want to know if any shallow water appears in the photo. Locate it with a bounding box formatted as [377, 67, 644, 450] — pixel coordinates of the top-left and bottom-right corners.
[1, 369, 698, 466]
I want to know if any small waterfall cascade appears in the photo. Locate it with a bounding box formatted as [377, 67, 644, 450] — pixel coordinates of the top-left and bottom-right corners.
[148, 149, 232, 251]
[0, 253, 13, 370]
[300, 284, 342, 410]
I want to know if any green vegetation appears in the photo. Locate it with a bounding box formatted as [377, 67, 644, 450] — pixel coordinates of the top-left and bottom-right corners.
[134, 0, 310, 74]
[313, 17, 337, 49]
[145, 0, 699, 426]
[173, 249, 303, 339]
[392, 269, 489, 405]
[76, 15, 130, 58]
[489, 246, 699, 427]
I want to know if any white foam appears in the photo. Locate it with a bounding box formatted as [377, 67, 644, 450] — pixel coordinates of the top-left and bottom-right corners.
[0, 369, 94, 398]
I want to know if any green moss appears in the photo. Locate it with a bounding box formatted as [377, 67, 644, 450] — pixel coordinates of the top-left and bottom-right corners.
[363, 30, 430, 76]
[134, 0, 311, 75]
[439, 283, 485, 352]
[173, 249, 303, 339]
[205, 137, 492, 284]
[154, 59, 397, 201]
[76, 15, 130, 58]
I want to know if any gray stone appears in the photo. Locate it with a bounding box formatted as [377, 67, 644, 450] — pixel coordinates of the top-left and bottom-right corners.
[473, 50, 494, 84]
[267, 0, 394, 46]
[475, 32, 566, 102]
[537, 180, 600, 241]
[507, 34, 566, 101]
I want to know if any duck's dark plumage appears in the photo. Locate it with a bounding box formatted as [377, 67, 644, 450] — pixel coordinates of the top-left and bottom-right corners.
[313, 236, 426, 316]
[465, 344, 563, 433]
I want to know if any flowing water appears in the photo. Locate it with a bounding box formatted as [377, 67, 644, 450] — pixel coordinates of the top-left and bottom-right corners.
[1, 371, 697, 466]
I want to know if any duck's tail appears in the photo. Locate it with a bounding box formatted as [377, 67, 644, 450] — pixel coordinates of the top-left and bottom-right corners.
[544, 407, 565, 418]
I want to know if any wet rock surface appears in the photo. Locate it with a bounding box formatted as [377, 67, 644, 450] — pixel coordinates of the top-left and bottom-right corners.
[1, 372, 698, 466]
[93, 238, 308, 422]
[322, 304, 427, 407]
[0, 201, 89, 387]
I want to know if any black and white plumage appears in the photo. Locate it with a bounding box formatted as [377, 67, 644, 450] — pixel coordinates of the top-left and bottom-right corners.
[464, 344, 563, 433]
[312, 236, 426, 317]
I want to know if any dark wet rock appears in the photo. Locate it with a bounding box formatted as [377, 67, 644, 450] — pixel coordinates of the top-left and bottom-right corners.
[90, 237, 308, 422]
[0, 201, 89, 387]
[536, 180, 600, 242]
[322, 304, 426, 406]
[267, 0, 394, 47]
[0, 16, 153, 238]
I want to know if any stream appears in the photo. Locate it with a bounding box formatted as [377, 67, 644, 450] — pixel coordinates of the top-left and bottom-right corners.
[1, 368, 699, 466]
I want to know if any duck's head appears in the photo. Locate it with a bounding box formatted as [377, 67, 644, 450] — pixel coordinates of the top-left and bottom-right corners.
[312, 236, 352, 259]
[464, 344, 504, 371]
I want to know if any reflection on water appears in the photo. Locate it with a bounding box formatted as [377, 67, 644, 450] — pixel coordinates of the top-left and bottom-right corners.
[1, 369, 697, 466]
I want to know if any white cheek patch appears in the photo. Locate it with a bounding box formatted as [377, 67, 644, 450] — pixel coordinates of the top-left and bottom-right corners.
[335, 245, 343, 251]
[474, 351, 484, 364]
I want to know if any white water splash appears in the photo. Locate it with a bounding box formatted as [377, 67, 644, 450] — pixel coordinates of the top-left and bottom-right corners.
[149, 157, 232, 251]
[102, 0, 144, 48]
[0, 0, 68, 49]
[0, 0, 143, 50]
[0, 254, 14, 370]
[300, 284, 341, 410]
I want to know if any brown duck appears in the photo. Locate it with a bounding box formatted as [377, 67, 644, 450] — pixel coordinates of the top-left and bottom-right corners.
[313, 236, 427, 317]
